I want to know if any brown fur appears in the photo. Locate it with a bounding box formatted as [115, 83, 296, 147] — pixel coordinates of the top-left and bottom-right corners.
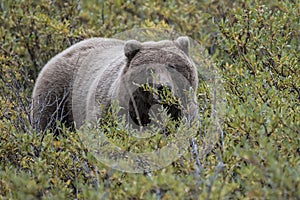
[31, 37, 198, 132]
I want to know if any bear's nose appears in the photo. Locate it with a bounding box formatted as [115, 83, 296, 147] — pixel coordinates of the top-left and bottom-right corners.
[157, 83, 172, 92]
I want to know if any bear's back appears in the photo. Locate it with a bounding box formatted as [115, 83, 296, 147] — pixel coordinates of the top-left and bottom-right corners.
[32, 38, 126, 131]
[71, 38, 127, 127]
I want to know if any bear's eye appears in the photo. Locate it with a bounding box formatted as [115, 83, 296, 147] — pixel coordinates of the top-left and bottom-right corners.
[168, 65, 177, 72]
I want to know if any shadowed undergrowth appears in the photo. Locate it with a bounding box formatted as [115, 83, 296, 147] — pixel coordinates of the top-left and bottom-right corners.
[0, 0, 299, 199]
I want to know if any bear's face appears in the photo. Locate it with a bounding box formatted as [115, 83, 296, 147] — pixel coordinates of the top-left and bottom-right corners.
[117, 37, 198, 127]
[125, 64, 181, 126]
[123, 36, 198, 90]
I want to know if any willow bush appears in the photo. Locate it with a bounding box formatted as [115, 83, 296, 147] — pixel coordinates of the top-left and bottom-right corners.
[0, 0, 299, 199]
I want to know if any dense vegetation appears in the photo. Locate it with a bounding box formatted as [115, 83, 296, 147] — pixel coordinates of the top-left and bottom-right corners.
[0, 0, 299, 199]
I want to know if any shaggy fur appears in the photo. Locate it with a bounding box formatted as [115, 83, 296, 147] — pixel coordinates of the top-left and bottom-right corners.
[31, 37, 198, 132]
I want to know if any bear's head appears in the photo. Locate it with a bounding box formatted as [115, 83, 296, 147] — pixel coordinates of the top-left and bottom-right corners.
[113, 37, 198, 127]
[123, 36, 198, 89]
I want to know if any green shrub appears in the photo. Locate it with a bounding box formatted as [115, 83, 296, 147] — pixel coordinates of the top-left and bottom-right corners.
[0, 0, 299, 199]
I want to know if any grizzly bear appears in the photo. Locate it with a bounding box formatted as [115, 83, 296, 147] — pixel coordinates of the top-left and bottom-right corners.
[31, 36, 199, 132]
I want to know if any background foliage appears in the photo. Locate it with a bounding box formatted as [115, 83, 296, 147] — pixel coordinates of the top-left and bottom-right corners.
[0, 0, 299, 199]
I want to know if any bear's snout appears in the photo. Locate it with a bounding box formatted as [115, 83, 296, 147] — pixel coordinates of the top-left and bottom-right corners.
[128, 83, 181, 127]
[157, 83, 172, 92]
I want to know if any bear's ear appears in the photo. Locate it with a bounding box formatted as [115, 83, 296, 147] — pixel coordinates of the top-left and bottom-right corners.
[175, 36, 190, 55]
[124, 40, 142, 59]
